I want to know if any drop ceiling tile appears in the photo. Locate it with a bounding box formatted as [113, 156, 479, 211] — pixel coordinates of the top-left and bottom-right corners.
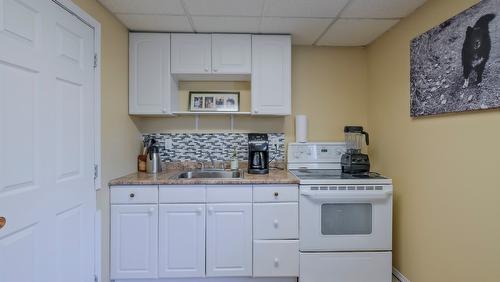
[98, 0, 185, 15]
[317, 19, 399, 46]
[260, 17, 332, 45]
[192, 16, 260, 33]
[183, 0, 265, 16]
[341, 0, 427, 18]
[263, 0, 350, 18]
[117, 14, 193, 32]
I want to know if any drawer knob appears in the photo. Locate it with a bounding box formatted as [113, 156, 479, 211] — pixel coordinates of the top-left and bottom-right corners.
[149, 207, 155, 214]
[274, 258, 279, 267]
[129, 193, 135, 198]
[273, 219, 279, 228]
[196, 207, 203, 214]
[274, 192, 279, 197]
[0, 217, 6, 230]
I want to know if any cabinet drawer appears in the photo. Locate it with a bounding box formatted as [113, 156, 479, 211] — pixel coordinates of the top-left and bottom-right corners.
[253, 185, 298, 202]
[159, 185, 206, 203]
[253, 203, 298, 239]
[110, 186, 158, 204]
[207, 185, 252, 203]
[253, 240, 299, 277]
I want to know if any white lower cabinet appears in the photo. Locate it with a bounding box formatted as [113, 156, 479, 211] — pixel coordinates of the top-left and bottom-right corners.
[253, 240, 299, 277]
[159, 204, 206, 278]
[110, 204, 158, 280]
[110, 184, 299, 281]
[206, 203, 253, 277]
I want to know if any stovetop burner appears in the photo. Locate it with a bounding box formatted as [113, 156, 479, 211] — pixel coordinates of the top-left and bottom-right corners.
[289, 169, 387, 180]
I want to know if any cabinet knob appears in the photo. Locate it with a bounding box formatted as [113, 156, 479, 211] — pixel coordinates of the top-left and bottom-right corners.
[208, 207, 214, 214]
[0, 217, 6, 230]
[196, 207, 203, 214]
[204, 68, 209, 72]
[254, 110, 259, 114]
[148, 207, 155, 214]
[162, 109, 167, 113]
[129, 193, 135, 198]
[273, 219, 279, 228]
[274, 258, 279, 267]
[273, 192, 279, 197]
[213, 68, 218, 72]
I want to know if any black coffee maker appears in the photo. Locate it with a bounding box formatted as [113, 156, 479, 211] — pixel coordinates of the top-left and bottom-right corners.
[248, 133, 269, 174]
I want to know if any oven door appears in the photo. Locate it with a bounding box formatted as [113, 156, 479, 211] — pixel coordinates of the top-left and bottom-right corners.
[299, 185, 392, 251]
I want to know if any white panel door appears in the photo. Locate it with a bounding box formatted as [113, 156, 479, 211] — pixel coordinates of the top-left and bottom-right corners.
[251, 35, 291, 115]
[171, 33, 211, 74]
[206, 203, 252, 277]
[110, 204, 158, 279]
[0, 1, 96, 282]
[129, 33, 172, 115]
[159, 204, 205, 278]
[212, 34, 251, 74]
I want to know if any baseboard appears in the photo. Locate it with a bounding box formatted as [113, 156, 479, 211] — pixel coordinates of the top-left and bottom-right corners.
[393, 267, 410, 282]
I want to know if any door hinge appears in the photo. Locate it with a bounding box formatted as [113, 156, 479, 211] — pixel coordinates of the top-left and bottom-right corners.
[94, 164, 98, 180]
[93, 53, 98, 69]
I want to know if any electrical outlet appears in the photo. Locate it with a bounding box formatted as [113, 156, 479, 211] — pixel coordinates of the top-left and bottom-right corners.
[164, 139, 173, 150]
[270, 136, 279, 147]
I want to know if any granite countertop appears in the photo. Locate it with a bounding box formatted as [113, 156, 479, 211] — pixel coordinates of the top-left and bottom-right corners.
[109, 169, 300, 186]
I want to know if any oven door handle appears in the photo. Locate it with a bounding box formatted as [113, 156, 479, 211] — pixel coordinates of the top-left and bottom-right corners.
[300, 190, 392, 201]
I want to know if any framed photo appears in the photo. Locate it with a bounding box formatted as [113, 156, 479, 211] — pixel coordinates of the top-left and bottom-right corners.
[410, 0, 500, 117]
[189, 91, 240, 112]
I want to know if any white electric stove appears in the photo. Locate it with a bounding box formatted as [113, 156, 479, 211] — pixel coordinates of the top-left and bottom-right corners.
[288, 142, 393, 282]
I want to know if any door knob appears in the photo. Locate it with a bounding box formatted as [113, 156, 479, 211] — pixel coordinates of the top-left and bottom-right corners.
[0, 217, 6, 230]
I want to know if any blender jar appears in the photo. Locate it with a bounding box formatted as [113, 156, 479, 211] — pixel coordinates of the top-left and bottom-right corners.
[344, 126, 369, 154]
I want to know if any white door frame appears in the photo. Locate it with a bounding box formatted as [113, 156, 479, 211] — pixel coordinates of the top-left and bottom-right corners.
[53, 0, 102, 190]
[52, 0, 102, 280]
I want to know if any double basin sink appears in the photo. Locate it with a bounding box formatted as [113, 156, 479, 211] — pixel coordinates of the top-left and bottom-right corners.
[173, 169, 244, 179]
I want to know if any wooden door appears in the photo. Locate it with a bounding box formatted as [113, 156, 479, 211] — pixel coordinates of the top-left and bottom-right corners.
[171, 33, 211, 74]
[110, 204, 158, 279]
[129, 33, 172, 115]
[212, 34, 251, 74]
[251, 35, 291, 115]
[206, 203, 252, 277]
[159, 204, 206, 278]
[0, 1, 96, 281]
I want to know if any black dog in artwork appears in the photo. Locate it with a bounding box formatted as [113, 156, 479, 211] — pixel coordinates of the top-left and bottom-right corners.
[462, 13, 496, 88]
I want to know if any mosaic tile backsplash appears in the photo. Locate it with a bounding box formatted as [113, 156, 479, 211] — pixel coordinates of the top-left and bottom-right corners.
[143, 133, 285, 162]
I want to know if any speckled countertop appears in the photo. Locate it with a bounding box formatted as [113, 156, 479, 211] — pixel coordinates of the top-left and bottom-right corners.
[109, 169, 299, 186]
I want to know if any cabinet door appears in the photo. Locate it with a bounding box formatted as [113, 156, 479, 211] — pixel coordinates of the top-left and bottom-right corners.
[206, 203, 253, 277]
[129, 33, 171, 115]
[159, 204, 206, 278]
[251, 35, 291, 115]
[171, 33, 211, 74]
[212, 34, 251, 74]
[110, 205, 158, 279]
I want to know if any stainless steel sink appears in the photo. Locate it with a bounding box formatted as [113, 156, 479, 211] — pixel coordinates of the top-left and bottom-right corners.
[174, 170, 244, 179]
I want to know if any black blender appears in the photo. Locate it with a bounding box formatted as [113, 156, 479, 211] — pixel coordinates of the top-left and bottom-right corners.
[341, 126, 370, 174]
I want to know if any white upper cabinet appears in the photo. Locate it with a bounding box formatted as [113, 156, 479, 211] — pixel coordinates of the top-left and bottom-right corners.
[129, 33, 174, 115]
[212, 34, 251, 74]
[251, 35, 292, 116]
[171, 33, 212, 74]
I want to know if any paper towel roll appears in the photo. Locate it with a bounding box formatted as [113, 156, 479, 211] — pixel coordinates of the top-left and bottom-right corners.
[295, 115, 308, 143]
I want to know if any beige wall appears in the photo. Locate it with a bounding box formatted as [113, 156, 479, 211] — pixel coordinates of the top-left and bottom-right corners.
[367, 0, 500, 281]
[70, 1, 140, 282]
[136, 46, 369, 144]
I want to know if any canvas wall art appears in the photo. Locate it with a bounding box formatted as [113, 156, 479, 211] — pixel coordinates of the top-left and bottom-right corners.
[410, 0, 499, 117]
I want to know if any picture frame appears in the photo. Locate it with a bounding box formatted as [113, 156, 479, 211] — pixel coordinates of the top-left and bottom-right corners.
[188, 91, 240, 112]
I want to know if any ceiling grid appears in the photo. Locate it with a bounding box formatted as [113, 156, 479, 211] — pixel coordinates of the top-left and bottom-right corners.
[99, 0, 427, 46]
